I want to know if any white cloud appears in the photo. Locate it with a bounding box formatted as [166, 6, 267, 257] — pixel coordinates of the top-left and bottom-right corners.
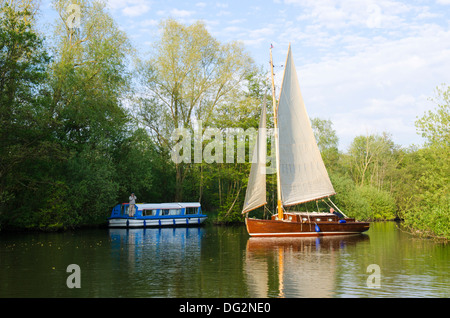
[170, 8, 195, 18]
[289, 20, 450, 149]
[215, 24, 276, 49]
[286, 0, 416, 31]
[106, 0, 126, 10]
[217, 10, 231, 17]
[216, 3, 229, 8]
[140, 19, 158, 27]
[228, 19, 247, 25]
[122, 4, 150, 17]
[333, 93, 430, 150]
[106, 0, 151, 17]
[223, 26, 241, 33]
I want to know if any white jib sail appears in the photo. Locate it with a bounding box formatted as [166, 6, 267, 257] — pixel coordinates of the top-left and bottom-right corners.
[242, 101, 267, 213]
[278, 45, 335, 206]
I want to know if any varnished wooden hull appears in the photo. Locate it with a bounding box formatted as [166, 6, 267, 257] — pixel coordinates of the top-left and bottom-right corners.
[245, 217, 370, 237]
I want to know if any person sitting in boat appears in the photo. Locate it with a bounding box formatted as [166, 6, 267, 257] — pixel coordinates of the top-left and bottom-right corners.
[330, 208, 344, 219]
[129, 193, 137, 217]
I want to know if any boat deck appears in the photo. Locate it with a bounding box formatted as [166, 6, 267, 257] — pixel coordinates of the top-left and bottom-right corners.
[246, 212, 369, 237]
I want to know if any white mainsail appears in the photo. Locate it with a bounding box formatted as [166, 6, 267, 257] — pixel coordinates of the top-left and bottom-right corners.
[242, 102, 267, 213]
[278, 45, 335, 206]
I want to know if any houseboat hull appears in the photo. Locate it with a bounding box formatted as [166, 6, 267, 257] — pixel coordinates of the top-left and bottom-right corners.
[245, 214, 370, 237]
[108, 216, 207, 228]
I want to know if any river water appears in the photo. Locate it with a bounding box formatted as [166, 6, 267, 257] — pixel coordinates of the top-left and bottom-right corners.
[0, 222, 449, 298]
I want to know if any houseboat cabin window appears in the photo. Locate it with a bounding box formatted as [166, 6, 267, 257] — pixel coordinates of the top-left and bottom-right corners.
[161, 209, 181, 215]
[143, 209, 157, 216]
[185, 207, 198, 214]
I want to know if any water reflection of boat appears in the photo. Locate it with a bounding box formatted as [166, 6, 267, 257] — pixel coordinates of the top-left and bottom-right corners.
[108, 227, 205, 296]
[245, 235, 369, 297]
[109, 227, 205, 266]
[109, 227, 205, 248]
[247, 234, 369, 251]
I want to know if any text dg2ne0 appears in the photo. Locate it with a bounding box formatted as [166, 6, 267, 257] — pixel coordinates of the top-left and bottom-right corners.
[223, 302, 270, 313]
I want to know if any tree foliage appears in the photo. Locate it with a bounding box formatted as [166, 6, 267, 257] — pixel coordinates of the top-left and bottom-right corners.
[0, 0, 54, 229]
[415, 84, 450, 147]
[135, 19, 255, 201]
[0, 0, 166, 230]
[399, 89, 450, 239]
[346, 132, 400, 190]
[311, 117, 339, 171]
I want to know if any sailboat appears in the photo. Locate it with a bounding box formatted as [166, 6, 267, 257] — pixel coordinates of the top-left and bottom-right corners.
[242, 44, 370, 237]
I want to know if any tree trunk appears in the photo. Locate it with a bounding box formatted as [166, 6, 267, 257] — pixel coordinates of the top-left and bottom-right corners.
[175, 163, 183, 201]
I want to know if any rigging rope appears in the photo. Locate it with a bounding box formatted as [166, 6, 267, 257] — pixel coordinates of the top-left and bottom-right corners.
[328, 198, 349, 218]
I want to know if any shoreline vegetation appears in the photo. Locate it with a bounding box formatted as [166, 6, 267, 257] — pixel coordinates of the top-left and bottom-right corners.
[1, 1, 448, 240]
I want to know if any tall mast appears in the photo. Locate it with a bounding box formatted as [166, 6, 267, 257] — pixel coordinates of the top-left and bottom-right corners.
[270, 46, 283, 220]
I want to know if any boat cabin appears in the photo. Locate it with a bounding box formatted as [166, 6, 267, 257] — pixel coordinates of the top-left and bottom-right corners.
[110, 202, 202, 218]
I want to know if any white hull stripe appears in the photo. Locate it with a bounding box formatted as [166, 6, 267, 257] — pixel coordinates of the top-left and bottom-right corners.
[108, 217, 207, 227]
[249, 231, 361, 237]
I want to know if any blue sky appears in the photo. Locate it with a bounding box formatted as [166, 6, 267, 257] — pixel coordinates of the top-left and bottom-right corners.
[41, 0, 450, 150]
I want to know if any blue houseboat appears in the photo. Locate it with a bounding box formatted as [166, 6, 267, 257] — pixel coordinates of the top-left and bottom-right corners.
[108, 202, 207, 228]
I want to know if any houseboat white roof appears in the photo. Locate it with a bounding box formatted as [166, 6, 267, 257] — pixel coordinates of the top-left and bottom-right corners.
[135, 202, 201, 210]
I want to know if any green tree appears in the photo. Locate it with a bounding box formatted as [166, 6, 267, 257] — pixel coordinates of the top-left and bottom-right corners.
[136, 19, 255, 201]
[400, 84, 450, 239]
[38, 0, 134, 228]
[205, 68, 273, 223]
[50, 0, 131, 149]
[1, 0, 133, 229]
[113, 128, 176, 204]
[415, 84, 450, 147]
[0, 0, 57, 229]
[330, 174, 371, 220]
[346, 132, 399, 190]
[401, 145, 450, 239]
[311, 117, 339, 171]
[325, 131, 400, 221]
